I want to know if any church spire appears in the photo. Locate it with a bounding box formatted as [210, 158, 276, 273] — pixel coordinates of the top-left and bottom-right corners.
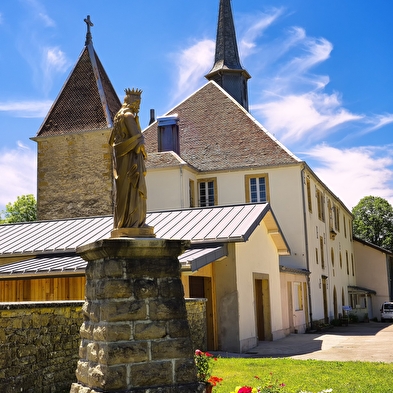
[205, 0, 251, 111]
[35, 16, 121, 138]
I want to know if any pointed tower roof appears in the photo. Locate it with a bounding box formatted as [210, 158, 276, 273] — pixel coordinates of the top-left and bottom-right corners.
[35, 15, 121, 137]
[205, 0, 251, 110]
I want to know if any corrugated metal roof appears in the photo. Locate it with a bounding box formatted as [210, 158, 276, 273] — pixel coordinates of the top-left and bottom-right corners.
[0, 204, 271, 257]
[0, 246, 227, 277]
[0, 255, 86, 277]
[179, 246, 227, 272]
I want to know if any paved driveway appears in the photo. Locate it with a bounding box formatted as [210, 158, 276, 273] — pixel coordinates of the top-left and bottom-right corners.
[216, 322, 393, 362]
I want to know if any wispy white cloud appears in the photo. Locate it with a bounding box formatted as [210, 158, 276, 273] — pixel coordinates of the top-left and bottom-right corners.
[248, 25, 366, 144]
[304, 144, 393, 209]
[0, 100, 52, 118]
[38, 12, 55, 27]
[41, 46, 69, 95]
[360, 113, 393, 135]
[14, 0, 70, 96]
[170, 8, 283, 106]
[25, 0, 55, 27]
[249, 23, 393, 145]
[279, 31, 333, 76]
[239, 7, 285, 57]
[170, 39, 215, 105]
[252, 92, 362, 144]
[0, 145, 37, 210]
[0, 13, 3, 25]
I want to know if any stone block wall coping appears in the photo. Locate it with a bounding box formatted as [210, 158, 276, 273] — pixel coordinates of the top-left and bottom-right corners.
[0, 300, 84, 310]
[77, 238, 191, 261]
[185, 298, 207, 302]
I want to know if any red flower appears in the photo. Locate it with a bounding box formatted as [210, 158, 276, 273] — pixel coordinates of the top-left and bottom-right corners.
[207, 376, 223, 386]
[238, 387, 253, 393]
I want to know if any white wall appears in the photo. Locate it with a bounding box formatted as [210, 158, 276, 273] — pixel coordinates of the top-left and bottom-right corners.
[280, 272, 308, 334]
[354, 240, 391, 319]
[146, 166, 195, 211]
[201, 165, 307, 270]
[146, 161, 358, 326]
[303, 169, 355, 322]
[235, 220, 284, 350]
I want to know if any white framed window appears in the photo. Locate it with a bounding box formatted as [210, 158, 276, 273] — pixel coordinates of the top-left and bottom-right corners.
[198, 178, 217, 207]
[245, 174, 269, 203]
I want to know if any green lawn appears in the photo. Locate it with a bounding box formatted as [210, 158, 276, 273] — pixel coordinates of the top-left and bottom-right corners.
[210, 357, 393, 393]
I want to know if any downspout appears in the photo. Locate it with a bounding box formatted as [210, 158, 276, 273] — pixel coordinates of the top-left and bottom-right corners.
[301, 165, 313, 329]
[180, 165, 184, 208]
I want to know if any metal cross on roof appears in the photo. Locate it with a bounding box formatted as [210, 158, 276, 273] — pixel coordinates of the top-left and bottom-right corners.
[84, 15, 94, 46]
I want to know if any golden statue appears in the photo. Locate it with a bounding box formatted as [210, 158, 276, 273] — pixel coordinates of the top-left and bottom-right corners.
[109, 88, 154, 238]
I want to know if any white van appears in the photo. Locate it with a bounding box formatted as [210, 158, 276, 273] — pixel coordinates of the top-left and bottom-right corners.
[380, 302, 393, 322]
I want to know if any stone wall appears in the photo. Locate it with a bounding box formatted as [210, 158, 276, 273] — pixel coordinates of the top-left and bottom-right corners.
[186, 298, 207, 351]
[0, 301, 83, 393]
[36, 131, 113, 220]
[0, 299, 206, 392]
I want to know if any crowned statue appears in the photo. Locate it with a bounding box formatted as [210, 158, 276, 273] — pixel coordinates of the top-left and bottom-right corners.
[109, 88, 154, 237]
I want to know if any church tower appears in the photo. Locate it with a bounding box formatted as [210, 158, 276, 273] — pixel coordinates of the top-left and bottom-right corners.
[32, 16, 121, 220]
[205, 0, 251, 111]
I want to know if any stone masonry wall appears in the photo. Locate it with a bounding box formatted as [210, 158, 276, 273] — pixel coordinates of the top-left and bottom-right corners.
[0, 299, 206, 392]
[36, 131, 113, 220]
[0, 301, 84, 393]
[185, 298, 207, 352]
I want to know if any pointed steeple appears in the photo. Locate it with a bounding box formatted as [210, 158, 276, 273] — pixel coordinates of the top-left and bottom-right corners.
[35, 15, 121, 137]
[205, 0, 251, 111]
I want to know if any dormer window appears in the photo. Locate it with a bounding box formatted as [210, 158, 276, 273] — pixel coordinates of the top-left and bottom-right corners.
[157, 115, 180, 154]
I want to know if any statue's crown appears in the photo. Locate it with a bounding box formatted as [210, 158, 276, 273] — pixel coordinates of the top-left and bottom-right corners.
[125, 88, 142, 97]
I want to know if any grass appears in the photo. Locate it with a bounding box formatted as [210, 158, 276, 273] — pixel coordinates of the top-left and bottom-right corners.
[210, 357, 393, 393]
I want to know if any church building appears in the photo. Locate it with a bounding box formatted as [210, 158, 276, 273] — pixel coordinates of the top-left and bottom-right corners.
[0, 0, 383, 352]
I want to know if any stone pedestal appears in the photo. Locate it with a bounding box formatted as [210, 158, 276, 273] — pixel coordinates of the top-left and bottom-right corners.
[70, 238, 205, 393]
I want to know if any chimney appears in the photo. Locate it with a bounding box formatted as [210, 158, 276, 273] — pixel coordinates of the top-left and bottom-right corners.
[157, 114, 180, 155]
[149, 109, 155, 125]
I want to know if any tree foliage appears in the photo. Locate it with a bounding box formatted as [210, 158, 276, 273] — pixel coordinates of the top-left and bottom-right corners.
[352, 196, 393, 251]
[0, 194, 37, 224]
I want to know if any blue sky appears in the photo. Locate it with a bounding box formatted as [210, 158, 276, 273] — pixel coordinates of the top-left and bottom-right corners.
[1, 0, 393, 212]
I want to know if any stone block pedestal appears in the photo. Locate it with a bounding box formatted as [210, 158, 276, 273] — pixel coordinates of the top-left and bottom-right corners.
[70, 238, 205, 393]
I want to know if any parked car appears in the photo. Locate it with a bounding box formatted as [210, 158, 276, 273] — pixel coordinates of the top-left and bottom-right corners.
[380, 302, 393, 322]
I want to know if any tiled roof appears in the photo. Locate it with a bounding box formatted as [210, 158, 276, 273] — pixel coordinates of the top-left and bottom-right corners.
[36, 46, 121, 137]
[145, 151, 188, 169]
[143, 82, 300, 172]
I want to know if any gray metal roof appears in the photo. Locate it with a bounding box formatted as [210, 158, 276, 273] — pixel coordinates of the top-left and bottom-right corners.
[0, 246, 227, 278]
[0, 203, 290, 277]
[179, 246, 227, 271]
[0, 203, 272, 257]
[0, 255, 86, 277]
